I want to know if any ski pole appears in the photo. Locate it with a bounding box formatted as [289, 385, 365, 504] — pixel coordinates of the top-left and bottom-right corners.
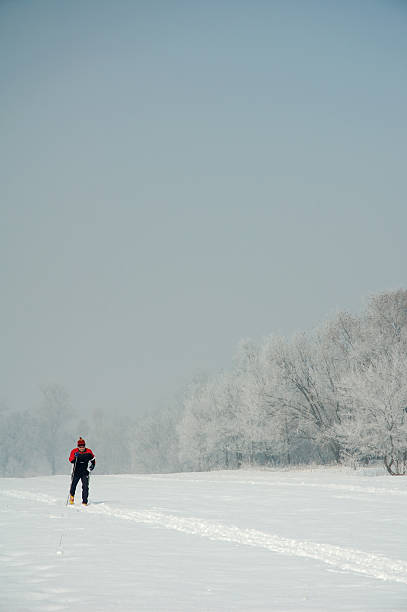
[88, 469, 91, 503]
[66, 455, 78, 506]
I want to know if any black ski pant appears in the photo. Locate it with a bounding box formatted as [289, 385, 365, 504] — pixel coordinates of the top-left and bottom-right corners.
[70, 471, 89, 503]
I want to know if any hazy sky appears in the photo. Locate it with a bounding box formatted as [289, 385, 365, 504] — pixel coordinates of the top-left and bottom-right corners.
[1, 0, 406, 417]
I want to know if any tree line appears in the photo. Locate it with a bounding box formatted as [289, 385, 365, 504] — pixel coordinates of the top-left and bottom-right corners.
[2, 289, 407, 477]
[177, 289, 407, 475]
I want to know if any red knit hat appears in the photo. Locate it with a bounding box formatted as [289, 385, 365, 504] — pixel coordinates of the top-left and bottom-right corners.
[77, 437, 86, 447]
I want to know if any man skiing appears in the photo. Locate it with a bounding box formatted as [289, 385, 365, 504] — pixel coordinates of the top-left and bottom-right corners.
[68, 437, 96, 505]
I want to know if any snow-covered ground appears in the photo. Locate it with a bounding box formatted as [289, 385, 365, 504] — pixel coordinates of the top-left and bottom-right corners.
[1, 467, 407, 611]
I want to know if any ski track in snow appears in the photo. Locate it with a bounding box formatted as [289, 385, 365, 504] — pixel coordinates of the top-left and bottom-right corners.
[0, 489, 58, 504]
[1, 488, 407, 585]
[117, 474, 407, 498]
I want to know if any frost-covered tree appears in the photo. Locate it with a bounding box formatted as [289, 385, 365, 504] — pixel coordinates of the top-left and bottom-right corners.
[38, 384, 73, 474]
[130, 406, 182, 473]
[177, 375, 225, 470]
[266, 333, 343, 463]
[335, 344, 407, 473]
[365, 289, 407, 350]
[0, 407, 46, 476]
[231, 340, 275, 465]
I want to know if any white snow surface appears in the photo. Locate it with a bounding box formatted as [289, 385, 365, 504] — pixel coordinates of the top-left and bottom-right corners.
[1, 467, 407, 611]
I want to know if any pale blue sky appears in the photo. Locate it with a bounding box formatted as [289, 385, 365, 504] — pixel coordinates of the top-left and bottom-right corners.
[1, 0, 406, 416]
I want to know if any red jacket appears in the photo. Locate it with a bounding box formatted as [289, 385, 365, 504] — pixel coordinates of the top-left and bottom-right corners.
[69, 447, 96, 473]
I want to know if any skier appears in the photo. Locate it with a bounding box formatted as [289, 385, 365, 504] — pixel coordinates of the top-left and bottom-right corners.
[68, 437, 96, 505]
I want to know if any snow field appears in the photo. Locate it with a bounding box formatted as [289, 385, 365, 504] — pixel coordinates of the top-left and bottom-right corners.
[1, 467, 407, 611]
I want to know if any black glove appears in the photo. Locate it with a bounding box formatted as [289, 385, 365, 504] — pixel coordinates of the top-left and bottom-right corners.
[89, 464, 94, 471]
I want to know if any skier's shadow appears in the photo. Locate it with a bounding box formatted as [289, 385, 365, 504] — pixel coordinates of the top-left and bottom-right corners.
[91, 501, 108, 505]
